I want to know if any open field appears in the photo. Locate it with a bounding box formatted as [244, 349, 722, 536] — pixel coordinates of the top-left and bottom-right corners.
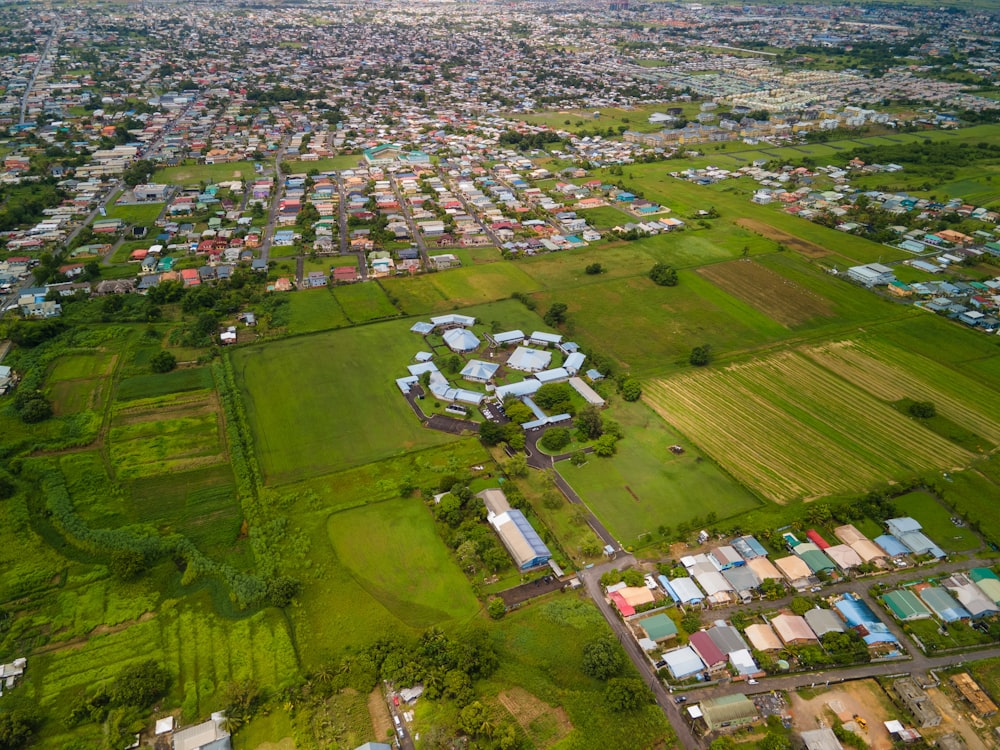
[231, 322, 460, 485]
[284, 288, 352, 334]
[557, 399, 761, 545]
[152, 160, 258, 186]
[735, 217, 830, 258]
[645, 347, 974, 504]
[116, 366, 215, 401]
[332, 281, 400, 322]
[105, 202, 165, 227]
[282, 154, 364, 173]
[699, 258, 834, 326]
[382, 262, 540, 315]
[326, 498, 480, 626]
[505, 103, 681, 134]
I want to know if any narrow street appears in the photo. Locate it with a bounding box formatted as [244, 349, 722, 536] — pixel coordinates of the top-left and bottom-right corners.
[390, 174, 431, 267]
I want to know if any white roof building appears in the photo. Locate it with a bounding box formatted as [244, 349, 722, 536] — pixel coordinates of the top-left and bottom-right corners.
[507, 346, 552, 372]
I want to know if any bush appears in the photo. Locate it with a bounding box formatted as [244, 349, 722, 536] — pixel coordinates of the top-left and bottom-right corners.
[585, 262, 603, 275]
[487, 597, 506, 620]
[150, 350, 177, 373]
[909, 401, 936, 419]
[540, 428, 571, 451]
[620, 378, 642, 401]
[648, 263, 678, 286]
[18, 395, 52, 424]
[689, 345, 711, 367]
[582, 637, 624, 679]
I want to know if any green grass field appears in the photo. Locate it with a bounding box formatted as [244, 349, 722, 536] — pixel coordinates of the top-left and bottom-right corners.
[116, 367, 215, 401]
[382, 263, 541, 315]
[506, 103, 689, 135]
[231, 323, 460, 485]
[152, 161, 258, 186]
[284, 288, 352, 334]
[105, 202, 165, 228]
[282, 154, 364, 173]
[327, 498, 480, 625]
[557, 399, 761, 545]
[332, 281, 400, 322]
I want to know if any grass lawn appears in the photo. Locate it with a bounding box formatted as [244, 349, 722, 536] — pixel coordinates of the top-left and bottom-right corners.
[576, 205, 634, 229]
[48, 351, 116, 381]
[231, 322, 460, 485]
[152, 161, 258, 186]
[285, 288, 351, 334]
[282, 154, 364, 173]
[105, 202, 165, 228]
[557, 399, 761, 545]
[332, 281, 400, 322]
[893, 490, 981, 552]
[506, 103, 683, 135]
[382, 263, 540, 315]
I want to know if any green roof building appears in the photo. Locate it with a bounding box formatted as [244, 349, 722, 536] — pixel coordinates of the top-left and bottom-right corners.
[700, 694, 759, 731]
[883, 590, 932, 622]
[639, 613, 678, 642]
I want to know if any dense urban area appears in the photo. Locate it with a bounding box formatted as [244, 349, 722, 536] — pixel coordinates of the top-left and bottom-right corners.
[4, 0, 1000, 749]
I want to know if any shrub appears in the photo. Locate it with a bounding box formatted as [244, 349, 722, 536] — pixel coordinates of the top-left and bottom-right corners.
[540, 428, 571, 451]
[648, 263, 678, 286]
[909, 401, 936, 419]
[150, 350, 177, 373]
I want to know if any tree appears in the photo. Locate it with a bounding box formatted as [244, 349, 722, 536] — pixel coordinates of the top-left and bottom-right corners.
[648, 263, 678, 286]
[593, 434, 618, 457]
[585, 262, 603, 275]
[582, 637, 624, 680]
[267, 576, 301, 607]
[150, 350, 177, 373]
[604, 678, 651, 712]
[445, 354, 463, 374]
[18, 395, 52, 424]
[0, 707, 41, 750]
[543, 302, 568, 326]
[570, 450, 588, 467]
[620, 378, 642, 401]
[540, 428, 571, 452]
[710, 738, 738, 750]
[109, 660, 170, 707]
[789, 597, 813, 616]
[479, 420, 506, 446]
[487, 597, 506, 620]
[689, 344, 711, 367]
[575, 404, 604, 441]
[909, 401, 936, 419]
[109, 549, 148, 581]
[504, 454, 528, 478]
[504, 399, 534, 425]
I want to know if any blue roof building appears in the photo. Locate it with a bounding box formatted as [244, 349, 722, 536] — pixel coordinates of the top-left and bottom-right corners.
[834, 593, 898, 646]
[874, 534, 910, 557]
[917, 586, 970, 623]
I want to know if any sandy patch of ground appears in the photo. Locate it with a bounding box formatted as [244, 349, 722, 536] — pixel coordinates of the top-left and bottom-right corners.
[790, 680, 894, 749]
[736, 217, 831, 258]
[368, 688, 393, 741]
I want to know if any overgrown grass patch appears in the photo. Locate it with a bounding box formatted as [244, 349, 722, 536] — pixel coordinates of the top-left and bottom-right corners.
[893, 490, 981, 552]
[284, 289, 351, 334]
[116, 366, 215, 401]
[333, 281, 400, 322]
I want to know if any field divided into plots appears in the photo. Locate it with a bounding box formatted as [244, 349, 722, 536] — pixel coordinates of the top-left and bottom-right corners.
[644, 338, 998, 503]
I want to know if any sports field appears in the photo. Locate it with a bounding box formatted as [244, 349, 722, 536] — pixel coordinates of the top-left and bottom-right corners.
[231, 322, 459, 485]
[645, 345, 976, 504]
[557, 400, 760, 544]
[152, 160, 257, 186]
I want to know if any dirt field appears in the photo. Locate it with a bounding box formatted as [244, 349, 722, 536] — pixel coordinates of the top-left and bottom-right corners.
[736, 217, 831, 258]
[790, 681, 895, 749]
[926, 686, 991, 750]
[498, 687, 573, 748]
[698, 259, 834, 326]
[367, 688, 393, 741]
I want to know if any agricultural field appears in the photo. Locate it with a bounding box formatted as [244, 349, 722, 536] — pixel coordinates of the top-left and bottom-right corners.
[108, 388, 227, 480]
[557, 399, 761, 545]
[645, 345, 978, 504]
[231, 321, 460, 485]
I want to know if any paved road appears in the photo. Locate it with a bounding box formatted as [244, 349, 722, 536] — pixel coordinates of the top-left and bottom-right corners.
[19, 22, 59, 125]
[391, 175, 431, 267]
[260, 134, 291, 263]
[337, 172, 368, 279]
[579, 560, 703, 749]
[438, 172, 503, 247]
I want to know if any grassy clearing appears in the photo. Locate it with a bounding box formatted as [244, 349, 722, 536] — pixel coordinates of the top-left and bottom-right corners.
[327, 498, 481, 625]
[557, 399, 760, 545]
[534, 272, 788, 377]
[892, 490, 980, 552]
[282, 154, 364, 173]
[939, 459, 1000, 545]
[506, 103, 685, 135]
[284, 288, 352, 334]
[332, 281, 400, 322]
[645, 348, 973, 504]
[48, 352, 115, 381]
[477, 596, 674, 749]
[152, 161, 258, 186]
[576, 205, 634, 229]
[382, 263, 540, 315]
[231, 322, 460, 485]
[105, 202, 165, 227]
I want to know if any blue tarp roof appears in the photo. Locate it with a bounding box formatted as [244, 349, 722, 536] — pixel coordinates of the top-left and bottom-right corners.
[733, 536, 767, 559]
